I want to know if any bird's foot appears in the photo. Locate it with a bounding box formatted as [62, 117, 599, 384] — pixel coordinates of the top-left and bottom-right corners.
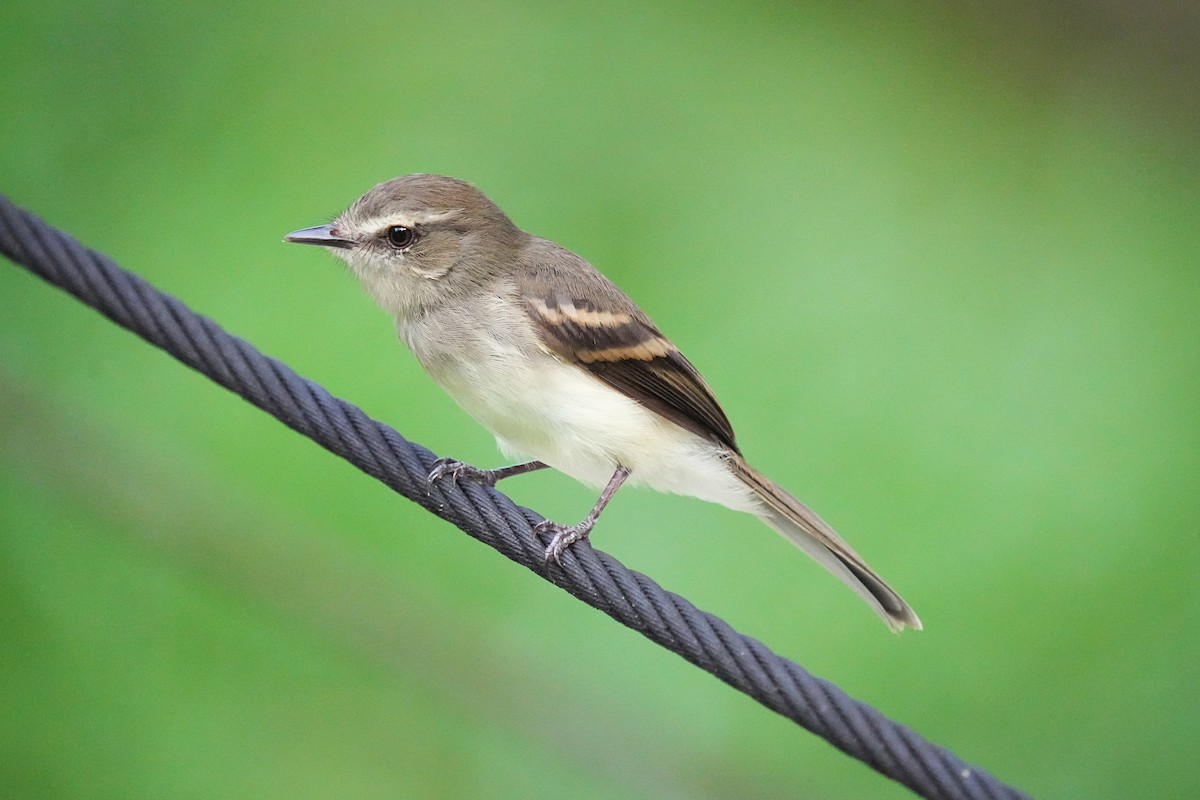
[427, 458, 497, 489]
[428, 458, 549, 491]
[536, 518, 596, 566]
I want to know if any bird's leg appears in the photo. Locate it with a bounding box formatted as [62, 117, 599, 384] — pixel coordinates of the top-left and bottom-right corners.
[538, 465, 631, 566]
[427, 458, 548, 489]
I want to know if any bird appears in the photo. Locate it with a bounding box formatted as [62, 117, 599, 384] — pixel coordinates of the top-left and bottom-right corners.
[285, 174, 921, 631]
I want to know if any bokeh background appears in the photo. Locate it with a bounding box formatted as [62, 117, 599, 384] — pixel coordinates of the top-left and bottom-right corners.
[2, 2, 1198, 798]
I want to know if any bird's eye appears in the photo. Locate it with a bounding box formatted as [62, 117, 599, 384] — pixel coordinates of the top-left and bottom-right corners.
[385, 225, 416, 249]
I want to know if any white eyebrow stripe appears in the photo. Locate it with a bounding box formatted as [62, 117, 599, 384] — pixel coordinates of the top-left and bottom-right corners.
[357, 209, 461, 230]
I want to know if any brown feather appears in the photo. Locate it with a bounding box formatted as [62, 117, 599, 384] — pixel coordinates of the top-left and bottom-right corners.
[730, 456, 921, 631]
[517, 243, 740, 454]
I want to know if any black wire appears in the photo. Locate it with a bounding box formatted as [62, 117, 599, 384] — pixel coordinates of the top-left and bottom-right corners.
[0, 194, 1031, 800]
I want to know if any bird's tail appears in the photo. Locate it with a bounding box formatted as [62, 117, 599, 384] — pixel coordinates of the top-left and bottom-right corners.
[730, 456, 921, 632]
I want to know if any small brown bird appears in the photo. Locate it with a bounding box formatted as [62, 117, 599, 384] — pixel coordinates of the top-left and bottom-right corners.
[286, 175, 920, 631]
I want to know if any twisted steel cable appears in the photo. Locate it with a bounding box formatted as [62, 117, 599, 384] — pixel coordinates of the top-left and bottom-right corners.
[0, 194, 1030, 800]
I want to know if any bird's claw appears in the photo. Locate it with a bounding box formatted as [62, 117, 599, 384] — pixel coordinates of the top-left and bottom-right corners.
[536, 519, 594, 567]
[427, 457, 494, 490]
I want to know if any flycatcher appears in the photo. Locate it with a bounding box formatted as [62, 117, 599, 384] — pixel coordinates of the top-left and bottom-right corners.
[286, 174, 920, 631]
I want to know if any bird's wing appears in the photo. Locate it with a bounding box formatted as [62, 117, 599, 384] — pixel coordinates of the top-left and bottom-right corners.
[517, 248, 740, 454]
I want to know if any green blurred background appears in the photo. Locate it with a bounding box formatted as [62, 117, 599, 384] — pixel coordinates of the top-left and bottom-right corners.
[2, 2, 1198, 798]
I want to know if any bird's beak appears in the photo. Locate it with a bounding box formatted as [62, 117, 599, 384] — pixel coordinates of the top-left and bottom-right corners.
[283, 224, 355, 249]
